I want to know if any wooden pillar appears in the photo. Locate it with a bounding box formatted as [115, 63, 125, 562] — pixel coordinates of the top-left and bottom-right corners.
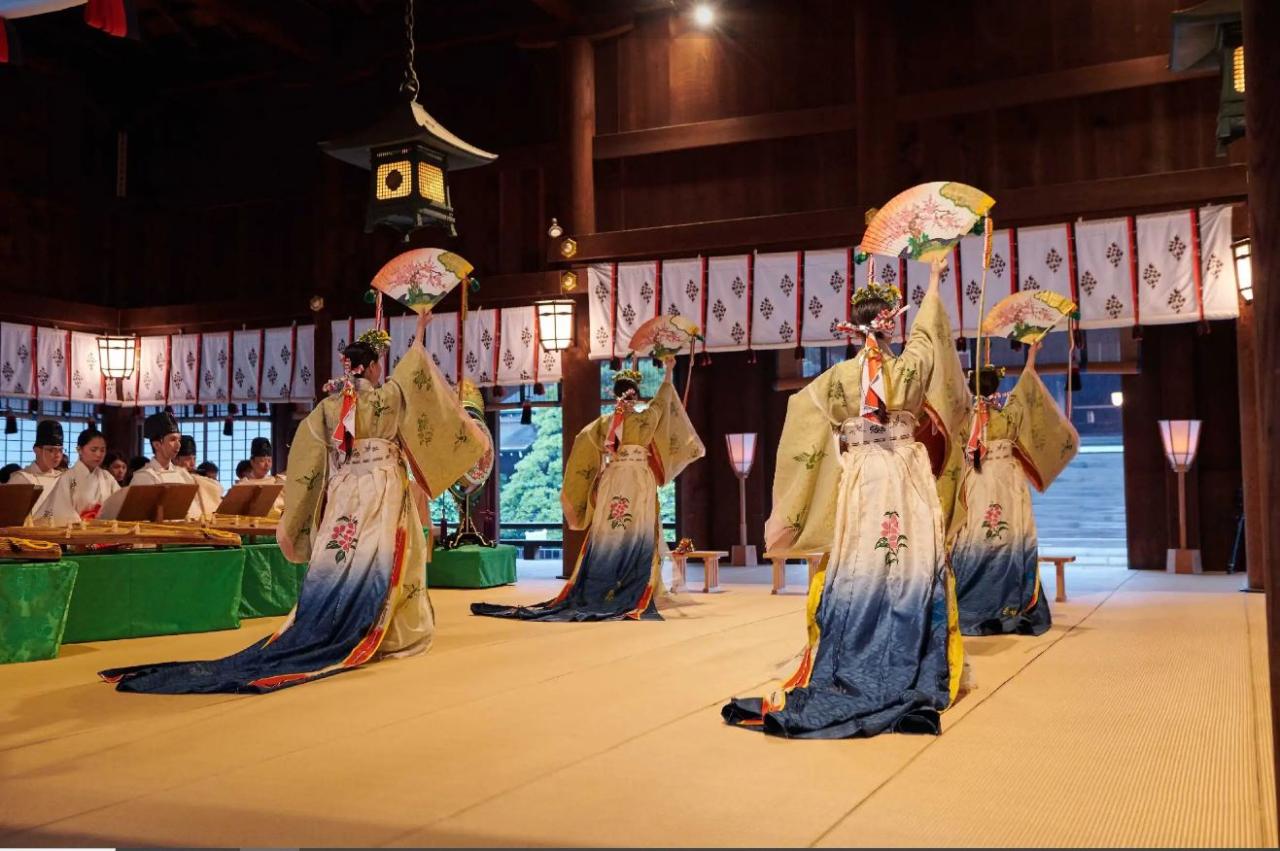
[1237, 300, 1265, 590]
[560, 294, 596, 578]
[1243, 0, 1280, 826]
[99, 403, 138, 459]
[562, 36, 597, 235]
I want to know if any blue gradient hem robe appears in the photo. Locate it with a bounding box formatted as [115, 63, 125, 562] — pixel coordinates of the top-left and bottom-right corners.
[471, 380, 704, 622]
[949, 368, 1078, 637]
[99, 344, 485, 694]
[722, 288, 970, 738]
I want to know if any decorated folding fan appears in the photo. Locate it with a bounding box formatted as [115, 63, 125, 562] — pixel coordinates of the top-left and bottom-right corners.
[627, 315, 703, 358]
[370, 248, 472, 314]
[981, 290, 1077, 345]
[860, 182, 996, 261]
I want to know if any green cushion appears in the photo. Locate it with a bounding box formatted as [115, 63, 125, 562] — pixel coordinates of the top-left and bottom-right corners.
[0, 560, 78, 664]
[428, 543, 518, 589]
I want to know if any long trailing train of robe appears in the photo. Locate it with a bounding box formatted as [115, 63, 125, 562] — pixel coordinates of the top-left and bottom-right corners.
[722, 288, 971, 738]
[99, 344, 485, 694]
[471, 379, 704, 622]
[948, 367, 1078, 636]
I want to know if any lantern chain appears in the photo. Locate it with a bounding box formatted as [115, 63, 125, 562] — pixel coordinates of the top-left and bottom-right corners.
[400, 0, 420, 100]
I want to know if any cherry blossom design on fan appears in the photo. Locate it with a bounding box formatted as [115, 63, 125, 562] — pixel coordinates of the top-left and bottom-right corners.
[1142, 264, 1161, 290]
[759, 298, 775, 321]
[1167, 234, 1187, 261]
[1106, 242, 1124, 268]
[1045, 248, 1064, 274]
[731, 276, 746, 299]
[1080, 271, 1097, 296]
[779, 274, 795, 297]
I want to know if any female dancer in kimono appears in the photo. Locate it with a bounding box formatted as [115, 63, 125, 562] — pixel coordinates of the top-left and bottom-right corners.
[722, 256, 971, 738]
[37, 426, 119, 523]
[471, 357, 704, 621]
[100, 312, 486, 693]
[949, 342, 1078, 636]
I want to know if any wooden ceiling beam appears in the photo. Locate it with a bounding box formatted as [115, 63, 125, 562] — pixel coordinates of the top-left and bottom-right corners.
[594, 105, 856, 160]
[548, 165, 1249, 263]
[898, 54, 1218, 121]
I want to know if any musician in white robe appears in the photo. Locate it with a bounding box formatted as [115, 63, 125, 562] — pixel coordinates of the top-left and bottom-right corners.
[10, 420, 65, 519]
[130, 411, 202, 520]
[236, 436, 286, 517]
[176, 434, 223, 517]
[37, 426, 119, 523]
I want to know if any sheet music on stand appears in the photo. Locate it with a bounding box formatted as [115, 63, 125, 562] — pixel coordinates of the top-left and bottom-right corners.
[0, 483, 42, 526]
[97, 484, 198, 522]
[215, 483, 284, 517]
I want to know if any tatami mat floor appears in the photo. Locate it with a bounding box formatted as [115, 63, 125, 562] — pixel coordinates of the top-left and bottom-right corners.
[0, 567, 1273, 847]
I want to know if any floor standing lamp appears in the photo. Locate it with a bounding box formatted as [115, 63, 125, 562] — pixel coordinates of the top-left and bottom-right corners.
[725, 433, 758, 567]
[1158, 419, 1203, 574]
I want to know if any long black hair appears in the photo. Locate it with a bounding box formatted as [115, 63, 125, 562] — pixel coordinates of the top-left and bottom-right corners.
[342, 341, 379, 373]
[613, 376, 640, 399]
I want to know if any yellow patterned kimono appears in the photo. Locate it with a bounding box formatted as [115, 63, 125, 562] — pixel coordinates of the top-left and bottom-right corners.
[724, 289, 969, 738]
[949, 367, 1078, 636]
[473, 379, 704, 621]
[101, 344, 485, 693]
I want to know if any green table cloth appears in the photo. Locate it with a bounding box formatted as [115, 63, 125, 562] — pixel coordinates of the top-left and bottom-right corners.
[428, 543, 518, 588]
[62, 547, 245, 643]
[239, 542, 308, 619]
[1, 560, 78, 664]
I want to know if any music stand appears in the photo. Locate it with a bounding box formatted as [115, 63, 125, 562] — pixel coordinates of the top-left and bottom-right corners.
[0, 484, 42, 526]
[216, 483, 284, 517]
[98, 484, 198, 522]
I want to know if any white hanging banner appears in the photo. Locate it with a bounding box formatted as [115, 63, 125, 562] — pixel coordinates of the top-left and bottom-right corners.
[114, 340, 139, 407]
[199, 332, 231, 404]
[905, 255, 962, 341]
[661, 257, 702, 322]
[497, 306, 538, 386]
[462, 309, 498, 387]
[1197, 205, 1239, 321]
[801, 249, 849, 347]
[69, 331, 105, 403]
[751, 251, 802, 350]
[865, 253, 906, 342]
[1017, 224, 1075, 306]
[587, 264, 615, 361]
[136, 335, 169, 405]
[35, 327, 69, 401]
[168, 334, 200, 404]
[290, 324, 316, 402]
[537, 344, 563, 385]
[259, 327, 296, 402]
[614, 261, 660, 356]
[704, 255, 750, 352]
[0, 322, 35, 399]
[230, 329, 263, 404]
[425, 312, 460, 386]
[1136, 210, 1199, 326]
[388, 314, 415, 373]
[958, 230, 1014, 338]
[1074, 217, 1137, 330]
[330, 318, 354, 382]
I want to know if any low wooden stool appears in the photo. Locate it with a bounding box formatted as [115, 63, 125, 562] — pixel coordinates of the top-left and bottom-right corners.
[765, 550, 827, 595]
[670, 550, 729, 593]
[1038, 555, 1076, 602]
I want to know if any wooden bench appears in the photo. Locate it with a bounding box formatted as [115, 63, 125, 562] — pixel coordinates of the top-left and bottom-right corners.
[1038, 555, 1076, 602]
[669, 550, 729, 593]
[764, 550, 827, 595]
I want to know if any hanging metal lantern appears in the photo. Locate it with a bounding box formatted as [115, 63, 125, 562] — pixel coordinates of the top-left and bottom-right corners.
[320, 0, 496, 238]
[1170, 0, 1244, 151]
[96, 334, 137, 380]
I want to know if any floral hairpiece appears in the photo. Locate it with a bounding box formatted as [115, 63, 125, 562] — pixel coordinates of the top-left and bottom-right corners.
[357, 328, 392, 354]
[612, 368, 644, 385]
[850, 281, 903, 307]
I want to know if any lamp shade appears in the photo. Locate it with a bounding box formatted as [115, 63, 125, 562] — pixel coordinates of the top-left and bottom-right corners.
[1234, 239, 1253, 303]
[535, 299, 575, 352]
[1158, 419, 1202, 472]
[1110, 391, 1124, 407]
[96, 334, 137, 380]
[725, 433, 758, 477]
